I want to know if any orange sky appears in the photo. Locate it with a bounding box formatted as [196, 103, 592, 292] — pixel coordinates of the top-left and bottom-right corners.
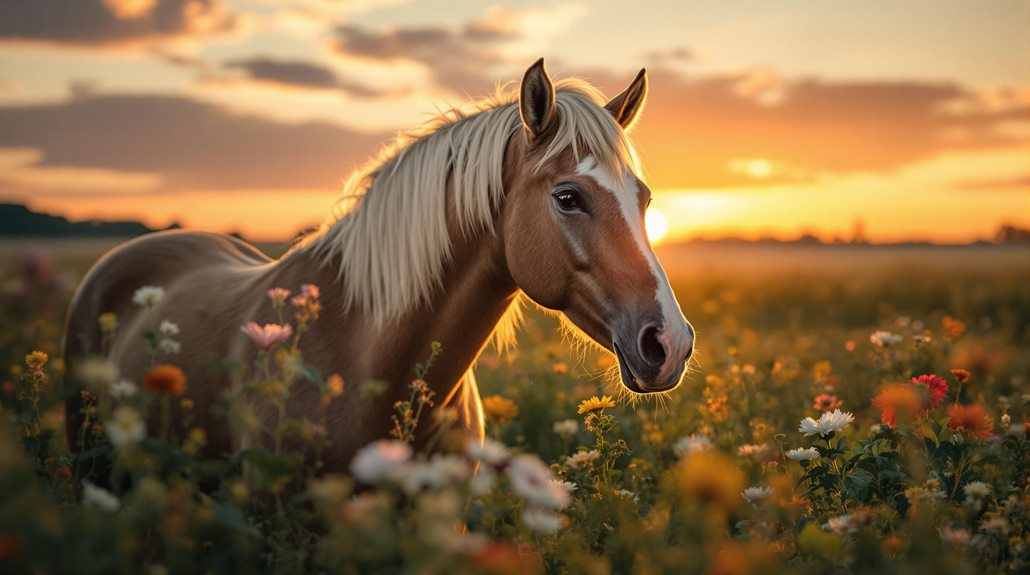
[1, 0, 1028, 242]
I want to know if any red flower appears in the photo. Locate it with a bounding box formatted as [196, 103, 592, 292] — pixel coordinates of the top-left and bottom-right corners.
[872, 385, 922, 429]
[910, 374, 948, 409]
[946, 404, 994, 440]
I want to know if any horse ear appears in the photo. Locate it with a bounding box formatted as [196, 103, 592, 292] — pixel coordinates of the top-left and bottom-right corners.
[605, 68, 648, 130]
[519, 58, 557, 139]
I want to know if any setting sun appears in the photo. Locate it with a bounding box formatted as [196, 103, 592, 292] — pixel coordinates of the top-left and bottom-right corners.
[645, 208, 669, 244]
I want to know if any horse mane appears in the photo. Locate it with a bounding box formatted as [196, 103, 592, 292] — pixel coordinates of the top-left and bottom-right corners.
[298, 78, 641, 339]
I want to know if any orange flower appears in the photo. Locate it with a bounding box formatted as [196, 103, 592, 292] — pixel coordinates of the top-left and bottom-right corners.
[812, 393, 843, 411]
[942, 316, 965, 338]
[946, 404, 994, 440]
[552, 362, 568, 375]
[871, 385, 922, 429]
[950, 368, 971, 383]
[144, 364, 187, 396]
[482, 395, 519, 423]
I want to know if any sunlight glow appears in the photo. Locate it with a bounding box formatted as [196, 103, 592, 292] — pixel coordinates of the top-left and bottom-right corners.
[645, 208, 669, 244]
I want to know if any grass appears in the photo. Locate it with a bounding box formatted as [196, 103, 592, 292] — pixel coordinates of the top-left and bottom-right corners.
[0, 240, 1027, 574]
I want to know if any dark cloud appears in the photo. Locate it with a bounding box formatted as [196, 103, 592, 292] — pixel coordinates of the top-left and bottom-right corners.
[0, 0, 235, 46]
[221, 57, 383, 97]
[332, 23, 509, 95]
[590, 69, 1030, 188]
[0, 94, 387, 191]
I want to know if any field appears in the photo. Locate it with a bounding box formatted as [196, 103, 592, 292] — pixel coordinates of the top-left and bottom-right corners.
[1, 239, 1028, 574]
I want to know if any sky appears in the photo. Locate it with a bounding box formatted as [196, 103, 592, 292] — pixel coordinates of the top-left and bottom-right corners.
[0, 0, 1028, 243]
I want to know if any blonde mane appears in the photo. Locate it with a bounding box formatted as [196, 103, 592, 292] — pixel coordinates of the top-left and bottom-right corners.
[300, 78, 640, 331]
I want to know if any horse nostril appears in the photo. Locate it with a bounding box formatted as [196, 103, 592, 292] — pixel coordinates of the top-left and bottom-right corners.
[638, 324, 666, 368]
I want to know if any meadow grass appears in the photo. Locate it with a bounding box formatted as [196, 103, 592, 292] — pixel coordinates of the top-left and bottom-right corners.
[0, 241, 1027, 574]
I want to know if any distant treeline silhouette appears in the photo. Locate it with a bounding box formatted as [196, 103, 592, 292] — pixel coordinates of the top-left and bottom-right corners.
[0, 203, 175, 238]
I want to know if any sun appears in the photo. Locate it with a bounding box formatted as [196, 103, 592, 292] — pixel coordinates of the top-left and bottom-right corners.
[645, 208, 669, 244]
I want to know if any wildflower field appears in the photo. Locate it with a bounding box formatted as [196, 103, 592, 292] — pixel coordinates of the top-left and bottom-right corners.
[1, 240, 1028, 574]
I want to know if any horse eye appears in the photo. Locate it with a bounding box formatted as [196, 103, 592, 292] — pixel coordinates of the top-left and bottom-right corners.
[552, 188, 582, 212]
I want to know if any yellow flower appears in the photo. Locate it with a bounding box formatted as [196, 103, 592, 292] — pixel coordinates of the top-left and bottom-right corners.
[577, 395, 616, 414]
[97, 312, 119, 334]
[25, 351, 48, 372]
[482, 395, 519, 423]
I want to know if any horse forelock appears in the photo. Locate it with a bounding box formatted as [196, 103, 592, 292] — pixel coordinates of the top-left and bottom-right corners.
[298, 78, 641, 330]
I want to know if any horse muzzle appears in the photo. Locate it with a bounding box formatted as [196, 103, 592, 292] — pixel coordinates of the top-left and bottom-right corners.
[612, 320, 694, 393]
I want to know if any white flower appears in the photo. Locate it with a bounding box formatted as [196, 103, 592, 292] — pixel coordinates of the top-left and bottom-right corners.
[521, 508, 563, 534]
[822, 514, 856, 536]
[869, 330, 903, 348]
[913, 334, 933, 345]
[552, 419, 578, 437]
[159, 339, 181, 354]
[506, 454, 570, 510]
[132, 286, 165, 308]
[616, 488, 639, 503]
[737, 443, 770, 459]
[963, 481, 990, 500]
[82, 481, 119, 512]
[741, 486, 774, 503]
[469, 466, 496, 496]
[105, 406, 145, 448]
[159, 320, 180, 337]
[350, 440, 412, 484]
[75, 357, 119, 393]
[566, 449, 600, 469]
[402, 454, 469, 494]
[785, 447, 820, 461]
[673, 434, 712, 457]
[555, 480, 577, 493]
[464, 438, 510, 467]
[799, 409, 855, 437]
[109, 379, 138, 399]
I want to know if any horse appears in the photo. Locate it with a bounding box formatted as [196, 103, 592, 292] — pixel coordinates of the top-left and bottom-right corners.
[63, 59, 695, 473]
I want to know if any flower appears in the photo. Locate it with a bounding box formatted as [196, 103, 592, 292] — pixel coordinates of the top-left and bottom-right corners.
[741, 486, 774, 503]
[940, 527, 971, 546]
[109, 379, 138, 399]
[74, 357, 120, 393]
[326, 373, 345, 397]
[97, 312, 119, 334]
[82, 481, 119, 512]
[465, 438, 510, 467]
[675, 451, 744, 512]
[577, 395, 616, 414]
[132, 286, 165, 308]
[565, 449, 600, 469]
[25, 351, 48, 371]
[291, 284, 320, 306]
[555, 480, 577, 493]
[737, 443, 770, 459]
[869, 330, 902, 348]
[673, 434, 713, 457]
[785, 447, 820, 461]
[962, 481, 990, 500]
[822, 514, 856, 536]
[159, 339, 181, 354]
[267, 288, 291, 303]
[505, 454, 570, 510]
[351, 440, 412, 484]
[521, 508, 563, 534]
[105, 406, 144, 448]
[950, 368, 971, 383]
[872, 385, 922, 428]
[910, 374, 948, 409]
[143, 365, 186, 396]
[913, 334, 933, 345]
[552, 419, 578, 437]
[240, 322, 294, 351]
[402, 454, 469, 494]
[158, 320, 180, 337]
[942, 315, 966, 338]
[482, 395, 519, 423]
[946, 404, 994, 440]
[799, 409, 855, 437]
[812, 393, 843, 411]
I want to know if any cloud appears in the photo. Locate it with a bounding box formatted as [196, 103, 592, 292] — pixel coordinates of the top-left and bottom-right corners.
[589, 69, 1030, 188]
[332, 4, 586, 96]
[956, 174, 1030, 191]
[220, 57, 384, 97]
[0, 0, 235, 46]
[0, 93, 387, 192]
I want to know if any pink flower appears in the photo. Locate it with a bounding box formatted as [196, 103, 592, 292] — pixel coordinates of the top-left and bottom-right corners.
[240, 322, 293, 350]
[910, 374, 949, 409]
[267, 288, 291, 303]
[291, 284, 320, 307]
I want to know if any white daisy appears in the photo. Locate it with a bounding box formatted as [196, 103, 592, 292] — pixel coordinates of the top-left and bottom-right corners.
[799, 409, 855, 437]
[159, 339, 181, 354]
[505, 454, 570, 510]
[869, 330, 903, 348]
[109, 379, 138, 399]
[159, 320, 180, 337]
[82, 481, 119, 512]
[962, 481, 990, 500]
[741, 486, 774, 503]
[785, 447, 820, 461]
[105, 406, 145, 448]
[132, 286, 165, 308]
[350, 440, 412, 484]
[566, 449, 600, 469]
